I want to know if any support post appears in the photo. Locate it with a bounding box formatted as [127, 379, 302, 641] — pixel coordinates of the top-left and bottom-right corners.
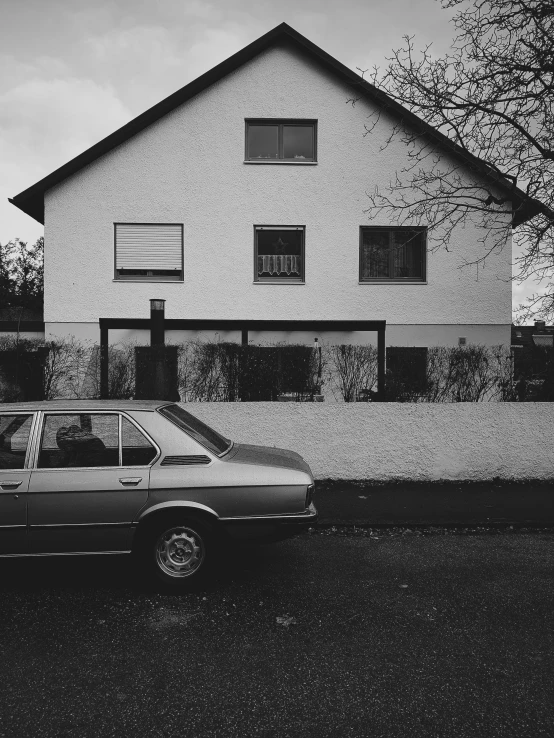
[377, 325, 386, 401]
[100, 323, 109, 399]
[150, 300, 166, 399]
[241, 328, 248, 346]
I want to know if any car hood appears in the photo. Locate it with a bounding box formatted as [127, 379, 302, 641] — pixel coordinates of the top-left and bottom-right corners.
[224, 443, 313, 477]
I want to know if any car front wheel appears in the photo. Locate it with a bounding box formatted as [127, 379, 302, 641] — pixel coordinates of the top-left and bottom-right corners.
[140, 517, 215, 590]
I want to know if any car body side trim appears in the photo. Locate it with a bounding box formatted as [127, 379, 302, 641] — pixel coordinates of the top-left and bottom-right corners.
[0, 550, 131, 558]
[28, 522, 135, 530]
[219, 507, 318, 523]
[0, 525, 27, 530]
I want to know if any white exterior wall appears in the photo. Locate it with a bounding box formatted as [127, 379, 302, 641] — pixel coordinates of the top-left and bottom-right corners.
[44, 42, 512, 345]
[43, 323, 511, 348]
[186, 403, 554, 482]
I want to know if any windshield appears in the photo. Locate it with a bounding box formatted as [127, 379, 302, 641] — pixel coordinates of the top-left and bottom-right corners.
[158, 405, 232, 456]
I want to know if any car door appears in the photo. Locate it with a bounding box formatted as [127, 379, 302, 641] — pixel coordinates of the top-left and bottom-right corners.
[27, 412, 157, 553]
[0, 412, 35, 554]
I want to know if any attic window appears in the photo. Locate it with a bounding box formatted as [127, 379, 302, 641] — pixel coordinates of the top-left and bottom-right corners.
[114, 223, 183, 281]
[245, 120, 317, 162]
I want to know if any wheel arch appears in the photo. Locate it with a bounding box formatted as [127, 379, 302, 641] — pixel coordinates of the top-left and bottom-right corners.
[137, 500, 220, 524]
[133, 502, 221, 549]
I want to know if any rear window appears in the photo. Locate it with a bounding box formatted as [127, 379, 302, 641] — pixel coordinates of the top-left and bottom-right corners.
[158, 405, 231, 456]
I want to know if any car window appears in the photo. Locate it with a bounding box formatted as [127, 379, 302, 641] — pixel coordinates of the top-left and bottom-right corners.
[38, 414, 119, 469]
[0, 414, 33, 469]
[158, 404, 231, 456]
[121, 416, 157, 466]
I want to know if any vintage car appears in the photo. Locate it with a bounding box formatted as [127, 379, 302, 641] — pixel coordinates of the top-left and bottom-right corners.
[0, 400, 317, 589]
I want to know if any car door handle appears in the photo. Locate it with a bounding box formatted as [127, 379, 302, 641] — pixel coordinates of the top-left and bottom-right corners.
[0, 480, 23, 490]
[119, 477, 142, 486]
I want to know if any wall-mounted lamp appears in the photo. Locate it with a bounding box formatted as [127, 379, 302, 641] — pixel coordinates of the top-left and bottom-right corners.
[150, 299, 166, 347]
[150, 299, 166, 312]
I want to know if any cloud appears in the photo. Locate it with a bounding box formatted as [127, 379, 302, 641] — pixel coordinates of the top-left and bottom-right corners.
[81, 19, 264, 111]
[1, 76, 130, 162]
[1, 60, 131, 241]
[1, 10, 263, 242]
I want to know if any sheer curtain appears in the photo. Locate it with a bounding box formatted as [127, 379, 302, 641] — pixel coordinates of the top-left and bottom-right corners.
[257, 254, 301, 276]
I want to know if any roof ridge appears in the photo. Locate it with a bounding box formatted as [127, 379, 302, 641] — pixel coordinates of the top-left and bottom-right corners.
[9, 22, 536, 225]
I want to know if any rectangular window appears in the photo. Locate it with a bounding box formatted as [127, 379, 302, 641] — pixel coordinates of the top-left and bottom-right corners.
[37, 413, 157, 469]
[115, 223, 183, 281]
[254, 226, 305, 283]
[360, 227, 426, 282]
[121, 416, 157, 466]
[245, 120, 316, 162]
[0, 414, 33, 469]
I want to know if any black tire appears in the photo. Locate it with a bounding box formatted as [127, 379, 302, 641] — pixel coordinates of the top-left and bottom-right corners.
[138, 516, 215, 591]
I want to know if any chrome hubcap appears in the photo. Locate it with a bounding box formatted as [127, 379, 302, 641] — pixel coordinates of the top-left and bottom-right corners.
[155, 526, 204, 578]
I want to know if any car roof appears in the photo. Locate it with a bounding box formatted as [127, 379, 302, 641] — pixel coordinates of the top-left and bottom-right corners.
[0, 399, 174, 413]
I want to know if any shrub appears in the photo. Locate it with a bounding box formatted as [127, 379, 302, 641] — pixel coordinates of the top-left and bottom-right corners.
[177, 340, 320, 402]
[326, 345, 378, 402]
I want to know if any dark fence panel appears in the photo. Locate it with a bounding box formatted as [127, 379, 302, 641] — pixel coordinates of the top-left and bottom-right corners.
[135, 346, 179, 400]
[386, 347, 428, 400]
[0, 348, 47, 401]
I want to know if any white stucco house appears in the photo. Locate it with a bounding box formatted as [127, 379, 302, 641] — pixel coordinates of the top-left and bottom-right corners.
[10, 23, 534, 360]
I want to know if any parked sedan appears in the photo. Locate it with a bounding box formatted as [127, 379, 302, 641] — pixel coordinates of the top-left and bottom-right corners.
[0, 400, 317, 589]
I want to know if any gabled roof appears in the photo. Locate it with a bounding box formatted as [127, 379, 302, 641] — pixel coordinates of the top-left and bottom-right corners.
[9, 22, 537, 226]
[511, 324, 554, 348]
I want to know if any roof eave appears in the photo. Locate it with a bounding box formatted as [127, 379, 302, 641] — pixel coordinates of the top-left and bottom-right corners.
[8, 21, 537, 227]
[8, 22, 297, 225]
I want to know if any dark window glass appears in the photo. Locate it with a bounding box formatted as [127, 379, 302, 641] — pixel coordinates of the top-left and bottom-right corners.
[255, 227, 304, 281]
[283, 126, 313, 160]
[38, 414, 119, 469]
[386, 347, 428, 397]
[117, 269, 180, 279]
[159, 405, 231, 456]
[121, 417, 157, 466]
[247, 125, 279, 159]
[0, 415, 32, 469]
[360, 229, 425, 281]
[246, 121, 316, 161]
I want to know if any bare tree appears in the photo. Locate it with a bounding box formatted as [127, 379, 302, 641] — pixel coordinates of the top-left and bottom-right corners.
[327, 345, 378, 402]
[354, 0, 553, 319]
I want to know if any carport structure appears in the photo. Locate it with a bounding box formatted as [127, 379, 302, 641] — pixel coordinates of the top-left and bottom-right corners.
[99, 318, 387, 401]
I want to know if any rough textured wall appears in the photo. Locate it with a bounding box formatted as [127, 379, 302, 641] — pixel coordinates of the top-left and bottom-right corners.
[186, 403, 554, 481]
[43, 322, 512, 348]
[44, 42, 511, 330]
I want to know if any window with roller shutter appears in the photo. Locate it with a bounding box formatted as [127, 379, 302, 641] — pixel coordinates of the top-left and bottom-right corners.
[114, 223, 183, 281]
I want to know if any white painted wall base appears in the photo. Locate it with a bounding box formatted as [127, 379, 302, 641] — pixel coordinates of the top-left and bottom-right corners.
[43, 322, 511, 348]
[185, 403, 554, 482]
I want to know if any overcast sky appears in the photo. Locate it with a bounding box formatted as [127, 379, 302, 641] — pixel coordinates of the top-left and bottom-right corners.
[0, 0, 534, 313]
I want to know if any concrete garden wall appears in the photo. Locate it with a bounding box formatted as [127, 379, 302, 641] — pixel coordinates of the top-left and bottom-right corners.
[186, 403, 554, 482]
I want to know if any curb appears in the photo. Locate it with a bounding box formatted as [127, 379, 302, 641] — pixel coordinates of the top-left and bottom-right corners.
[313, 480, 554, 528]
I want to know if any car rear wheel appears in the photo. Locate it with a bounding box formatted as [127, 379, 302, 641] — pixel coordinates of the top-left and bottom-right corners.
[139, 516, 215, 590]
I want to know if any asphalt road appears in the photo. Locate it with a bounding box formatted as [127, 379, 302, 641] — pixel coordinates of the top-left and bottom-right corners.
[1, 530, 553, 738]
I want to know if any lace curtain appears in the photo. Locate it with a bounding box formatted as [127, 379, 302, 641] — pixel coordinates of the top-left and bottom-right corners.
[257, 254, 301, 276]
